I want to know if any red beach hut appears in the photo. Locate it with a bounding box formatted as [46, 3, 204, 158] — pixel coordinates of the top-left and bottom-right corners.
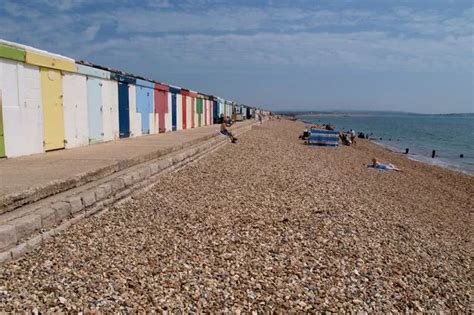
[154, 83, 169, 133]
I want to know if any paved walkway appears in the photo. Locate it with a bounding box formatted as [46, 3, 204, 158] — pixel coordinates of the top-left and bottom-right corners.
[0, 121, 254, 214]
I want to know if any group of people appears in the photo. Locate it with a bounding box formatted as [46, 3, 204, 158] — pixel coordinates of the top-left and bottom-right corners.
[339, 129, 357, 146]
[298, 124, 401, 172]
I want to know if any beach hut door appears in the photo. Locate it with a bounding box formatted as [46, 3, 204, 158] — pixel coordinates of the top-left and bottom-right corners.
[41, 68, 65, 151]
[0, 90, 4, 157]
[213, 100, 218, 124]
[87, 77, 103, 143]
[142, 90, 151, 134]
[118, 82, 130, 138]
[171, 93, 177, 131]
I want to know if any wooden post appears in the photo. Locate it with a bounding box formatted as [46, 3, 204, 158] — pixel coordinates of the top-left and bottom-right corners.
[432, 150, 436, 158]
[405, 148, 409, 154]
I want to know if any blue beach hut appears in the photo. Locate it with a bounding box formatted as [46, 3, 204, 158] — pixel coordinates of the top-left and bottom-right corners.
[110, 72, 136, 138]
[135, 79, 154, 135]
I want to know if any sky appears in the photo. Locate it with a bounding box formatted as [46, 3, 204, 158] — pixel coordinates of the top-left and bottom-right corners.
[0, 0, 473, 114]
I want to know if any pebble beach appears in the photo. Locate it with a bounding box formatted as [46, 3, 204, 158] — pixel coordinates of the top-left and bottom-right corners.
[0, 119, 472, 312]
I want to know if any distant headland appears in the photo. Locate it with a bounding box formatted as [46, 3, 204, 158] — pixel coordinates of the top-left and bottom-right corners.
[276, 110, 473, 118]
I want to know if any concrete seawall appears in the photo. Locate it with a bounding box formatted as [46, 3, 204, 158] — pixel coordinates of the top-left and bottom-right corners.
[0, 120, 258, 264]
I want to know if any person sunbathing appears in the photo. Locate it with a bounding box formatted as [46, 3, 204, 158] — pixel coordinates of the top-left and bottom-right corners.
[220, 119, 237, 143]
[369, 158, 401, 171]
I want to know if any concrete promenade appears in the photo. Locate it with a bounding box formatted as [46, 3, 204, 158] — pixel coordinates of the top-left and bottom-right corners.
[0, 121, 253, 215]
[0, 120, 256, 263]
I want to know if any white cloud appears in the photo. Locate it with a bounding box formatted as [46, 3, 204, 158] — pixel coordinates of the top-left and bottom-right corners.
[93, 6, 473, 39]
[75, 31, 472, 73]
[0, 2, 472, 74]
[83, 25, 100, 41]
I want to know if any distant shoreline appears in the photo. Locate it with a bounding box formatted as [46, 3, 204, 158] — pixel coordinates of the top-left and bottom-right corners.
[280, 112, 474, 118]
[296, 113, 372, 118]
[293, 117, 474, 177]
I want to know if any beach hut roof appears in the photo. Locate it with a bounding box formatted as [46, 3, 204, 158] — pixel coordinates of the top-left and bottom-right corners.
[169, 85, 181, 94]
[0, 39, 75, 63]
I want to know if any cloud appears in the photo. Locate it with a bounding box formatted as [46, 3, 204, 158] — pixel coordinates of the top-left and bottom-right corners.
[89, 5, 473, 39]
[392, 7, 474, 37]
[74, 30, 472, 75]
[0, 1, 472, 74]
[83, 25, 100, 41]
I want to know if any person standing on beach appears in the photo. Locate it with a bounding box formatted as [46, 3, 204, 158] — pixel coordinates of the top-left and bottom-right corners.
[350, 129, 356, 144]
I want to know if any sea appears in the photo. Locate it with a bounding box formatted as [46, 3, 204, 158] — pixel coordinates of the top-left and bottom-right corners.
[297, 113, 474, 175]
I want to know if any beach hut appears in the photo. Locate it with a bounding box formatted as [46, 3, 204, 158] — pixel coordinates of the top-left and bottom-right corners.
[110, 72, 136, 138]
[153, 83, 169, 133]
[180, 89, 189, 130]
[213, 97, 225, 124]
[242, 105, 247, 120]
[0, 87, 3, 157]
[101, 76, 119, 141]
[1, 39, 78, 156]
[169, 86, 181, 131]
[208, 96, 213, 126]
[24, 45, 76, 151]
[239, 105, 244, 121]
[202, 94, 209, 126]
[308, 129, 339, 147]
[246, 106, 253, 119]
[224, 100, 233, 120]
[0, 43, 23, 157]
[196, 94, 204, 127]
[235, 104, 245, 121]
[62, 68, 88, 148]
[191, 93, 197, 128]
[231, 102, 237, 121]
[165, 90, 172, 132]
[76, 64, 110, 144]
[0, 42, 45, 158]
[211, 96, 218, 124]
[223, 100, 227, 118]
[193, 94, 199, 128]
[128, 84, 141, 137]
[189, 90, 197, 128]
[180, 89, 197, 129]
[205, 96, 212, 126]
[75, 61, 119, 142]
[135, 79, 154, 135]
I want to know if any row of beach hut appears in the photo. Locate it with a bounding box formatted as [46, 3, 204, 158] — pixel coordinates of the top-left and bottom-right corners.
[0, 40, 269, 158]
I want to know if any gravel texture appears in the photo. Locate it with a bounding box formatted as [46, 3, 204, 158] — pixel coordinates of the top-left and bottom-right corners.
[0, 120, 472, 312]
